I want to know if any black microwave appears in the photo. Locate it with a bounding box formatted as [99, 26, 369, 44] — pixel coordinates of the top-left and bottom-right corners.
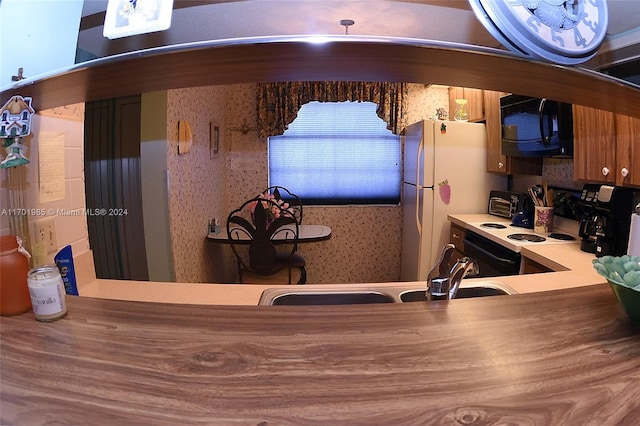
[500, 94, 573, 158]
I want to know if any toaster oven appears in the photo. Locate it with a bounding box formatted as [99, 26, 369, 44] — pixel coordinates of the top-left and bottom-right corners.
[488, 190, 523, 218]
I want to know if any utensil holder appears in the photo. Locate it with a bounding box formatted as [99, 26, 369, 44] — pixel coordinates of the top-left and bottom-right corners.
[534, 206, 554, 234]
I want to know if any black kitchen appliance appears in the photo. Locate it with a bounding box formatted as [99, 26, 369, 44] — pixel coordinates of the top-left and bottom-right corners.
[578, 184, 637, 257]
[488, 190, 534, 228]
[500, 94, 573, 158]
[463, 231, 521, 277]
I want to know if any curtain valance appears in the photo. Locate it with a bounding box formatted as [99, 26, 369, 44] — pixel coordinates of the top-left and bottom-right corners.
[256, 81, 408, 138]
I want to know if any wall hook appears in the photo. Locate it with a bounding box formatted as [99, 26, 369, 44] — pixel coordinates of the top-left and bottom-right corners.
[11, 68, 25, 81]
[230, 118, 258, 134]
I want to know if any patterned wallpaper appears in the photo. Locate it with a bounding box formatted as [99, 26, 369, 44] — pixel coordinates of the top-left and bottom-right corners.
[165, 83, 577, 284]
[5, 86, 574, 285]
[166, 86, 228, 283]
[543, 158, 581, 190]
[166, 83, 450, 284]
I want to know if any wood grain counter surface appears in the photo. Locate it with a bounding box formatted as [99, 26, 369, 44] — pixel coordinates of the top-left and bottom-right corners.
[2, 285, 640, 425]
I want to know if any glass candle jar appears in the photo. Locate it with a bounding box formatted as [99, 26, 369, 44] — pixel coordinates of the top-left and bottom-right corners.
[453, 99, 469, 122]
[27, 265, 67, 322]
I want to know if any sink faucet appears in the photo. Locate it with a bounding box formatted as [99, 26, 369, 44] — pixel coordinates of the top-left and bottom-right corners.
[426, 244, 479, 301]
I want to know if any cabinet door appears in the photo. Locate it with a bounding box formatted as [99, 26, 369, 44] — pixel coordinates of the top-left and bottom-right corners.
[484, 90, 542, 175]
[521, 257, 553, 274]
[484, 90, 508, 174]
[448, 87, 465, 121]
[615, 114, 640, 187]
[448, 224, 467, 271]
[449, 87, 485, 122]
[449, 223, 466, 253]
[464, 88, 485, 122]
[573, 105, 616, 183]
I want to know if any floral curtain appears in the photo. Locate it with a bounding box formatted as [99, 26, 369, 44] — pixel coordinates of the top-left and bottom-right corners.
[256, 81, 408, 138]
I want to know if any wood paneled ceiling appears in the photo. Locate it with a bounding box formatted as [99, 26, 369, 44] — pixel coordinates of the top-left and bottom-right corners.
[77, 0, 639, 70]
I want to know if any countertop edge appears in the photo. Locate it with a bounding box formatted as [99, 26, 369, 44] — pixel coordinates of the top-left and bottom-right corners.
[77, 214, 606, 305]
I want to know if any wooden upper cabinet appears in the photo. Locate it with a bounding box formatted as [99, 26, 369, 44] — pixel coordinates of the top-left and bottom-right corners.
[614, 114, 640, 187]
[483, 90, 508, 173]
[449, 87, 484, 122]
[573, 105, 616, 184]
[483, 90, 542, 175]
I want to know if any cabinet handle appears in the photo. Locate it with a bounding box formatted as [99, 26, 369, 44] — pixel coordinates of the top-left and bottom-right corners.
[602, 166, 610, 176]
[621, 168, 629, 178]
[452, 233, 462, 240]
[498, 162, 504, 169]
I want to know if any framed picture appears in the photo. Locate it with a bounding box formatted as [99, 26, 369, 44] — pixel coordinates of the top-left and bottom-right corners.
[210, 123, 220, 159]
[103, 0, 174, 39]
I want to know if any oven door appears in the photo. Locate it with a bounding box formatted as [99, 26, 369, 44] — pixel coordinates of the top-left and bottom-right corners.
[463, 231, 521, 277]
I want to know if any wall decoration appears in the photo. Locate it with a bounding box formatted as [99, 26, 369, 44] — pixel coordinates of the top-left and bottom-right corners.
[177, 120, 193, 155]
[438, 179, 451, 205]
[1, 95, 35, 168]
[210, 122, 220, 159]
[103, 0, 174, 39]
[1, 95, 34, 139]
[469, 0, 608, 65]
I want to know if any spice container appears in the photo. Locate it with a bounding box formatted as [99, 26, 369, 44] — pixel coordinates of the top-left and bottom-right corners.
[27, 265, 67, 321]
[0, 235, 32, 316]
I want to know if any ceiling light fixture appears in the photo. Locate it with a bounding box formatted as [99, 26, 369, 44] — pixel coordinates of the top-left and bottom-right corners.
[340, 19, 355, 35]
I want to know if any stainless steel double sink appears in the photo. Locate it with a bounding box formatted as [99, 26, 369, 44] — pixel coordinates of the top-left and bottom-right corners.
[258, 280, 517, 305]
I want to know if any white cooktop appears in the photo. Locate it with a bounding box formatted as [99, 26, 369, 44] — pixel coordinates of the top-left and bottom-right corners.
[465, 216, 581, 253]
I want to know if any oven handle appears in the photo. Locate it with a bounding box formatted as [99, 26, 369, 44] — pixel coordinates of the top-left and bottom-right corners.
[462, 238, 517, 266]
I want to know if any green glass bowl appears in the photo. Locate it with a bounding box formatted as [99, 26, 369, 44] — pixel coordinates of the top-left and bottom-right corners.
[608, 280, 640, 323]
[592, 255, 640, 323]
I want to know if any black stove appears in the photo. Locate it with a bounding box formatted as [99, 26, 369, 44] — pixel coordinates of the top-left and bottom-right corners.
[507, 233, 547, 242]
[548, 233, 576, 241]
[480, 223, 508, 229]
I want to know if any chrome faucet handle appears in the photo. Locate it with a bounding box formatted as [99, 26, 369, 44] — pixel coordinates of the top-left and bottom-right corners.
[448, 257, 479, 299]
[426, 244, 456, 301]
[427, 277, 450, 301]
[427, 244, 455, 282]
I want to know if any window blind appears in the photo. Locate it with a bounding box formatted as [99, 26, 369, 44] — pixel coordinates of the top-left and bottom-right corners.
[268, 101, 401, 205]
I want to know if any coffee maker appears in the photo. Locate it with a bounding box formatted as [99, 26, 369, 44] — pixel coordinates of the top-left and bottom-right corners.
[578, 184, 637, 257]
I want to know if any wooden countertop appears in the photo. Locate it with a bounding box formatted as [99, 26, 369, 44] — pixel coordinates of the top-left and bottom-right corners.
[2, 285, 640, 424]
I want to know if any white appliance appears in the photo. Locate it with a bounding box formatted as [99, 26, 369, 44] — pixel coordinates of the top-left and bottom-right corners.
[401, 120, 507, 281]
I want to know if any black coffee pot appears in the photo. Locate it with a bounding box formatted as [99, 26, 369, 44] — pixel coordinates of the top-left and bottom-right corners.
[579, 213, 605, 254]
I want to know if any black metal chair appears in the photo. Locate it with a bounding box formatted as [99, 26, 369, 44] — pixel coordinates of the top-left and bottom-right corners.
[261, 186, 307, 276]
[227, 196, 305, 285]
[262, 186, 303, 225]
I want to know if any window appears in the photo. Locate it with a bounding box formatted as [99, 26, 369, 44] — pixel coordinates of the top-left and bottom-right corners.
[268, 101, 401, 205]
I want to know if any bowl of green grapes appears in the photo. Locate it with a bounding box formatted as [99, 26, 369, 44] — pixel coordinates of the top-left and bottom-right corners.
[593, 255, 640, 322]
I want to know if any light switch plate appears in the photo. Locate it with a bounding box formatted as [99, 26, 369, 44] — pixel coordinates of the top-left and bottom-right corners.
[34, 217, 58, 254]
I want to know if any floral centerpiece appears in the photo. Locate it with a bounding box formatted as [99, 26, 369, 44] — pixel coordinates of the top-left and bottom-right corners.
[248, 190, 294, 228]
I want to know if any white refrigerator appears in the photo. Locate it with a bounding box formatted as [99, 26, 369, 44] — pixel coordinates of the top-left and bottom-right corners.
[400, 120, 507, 281]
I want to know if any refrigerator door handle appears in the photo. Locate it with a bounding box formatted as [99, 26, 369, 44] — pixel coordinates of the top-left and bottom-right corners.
[415, 138, 424, 237]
